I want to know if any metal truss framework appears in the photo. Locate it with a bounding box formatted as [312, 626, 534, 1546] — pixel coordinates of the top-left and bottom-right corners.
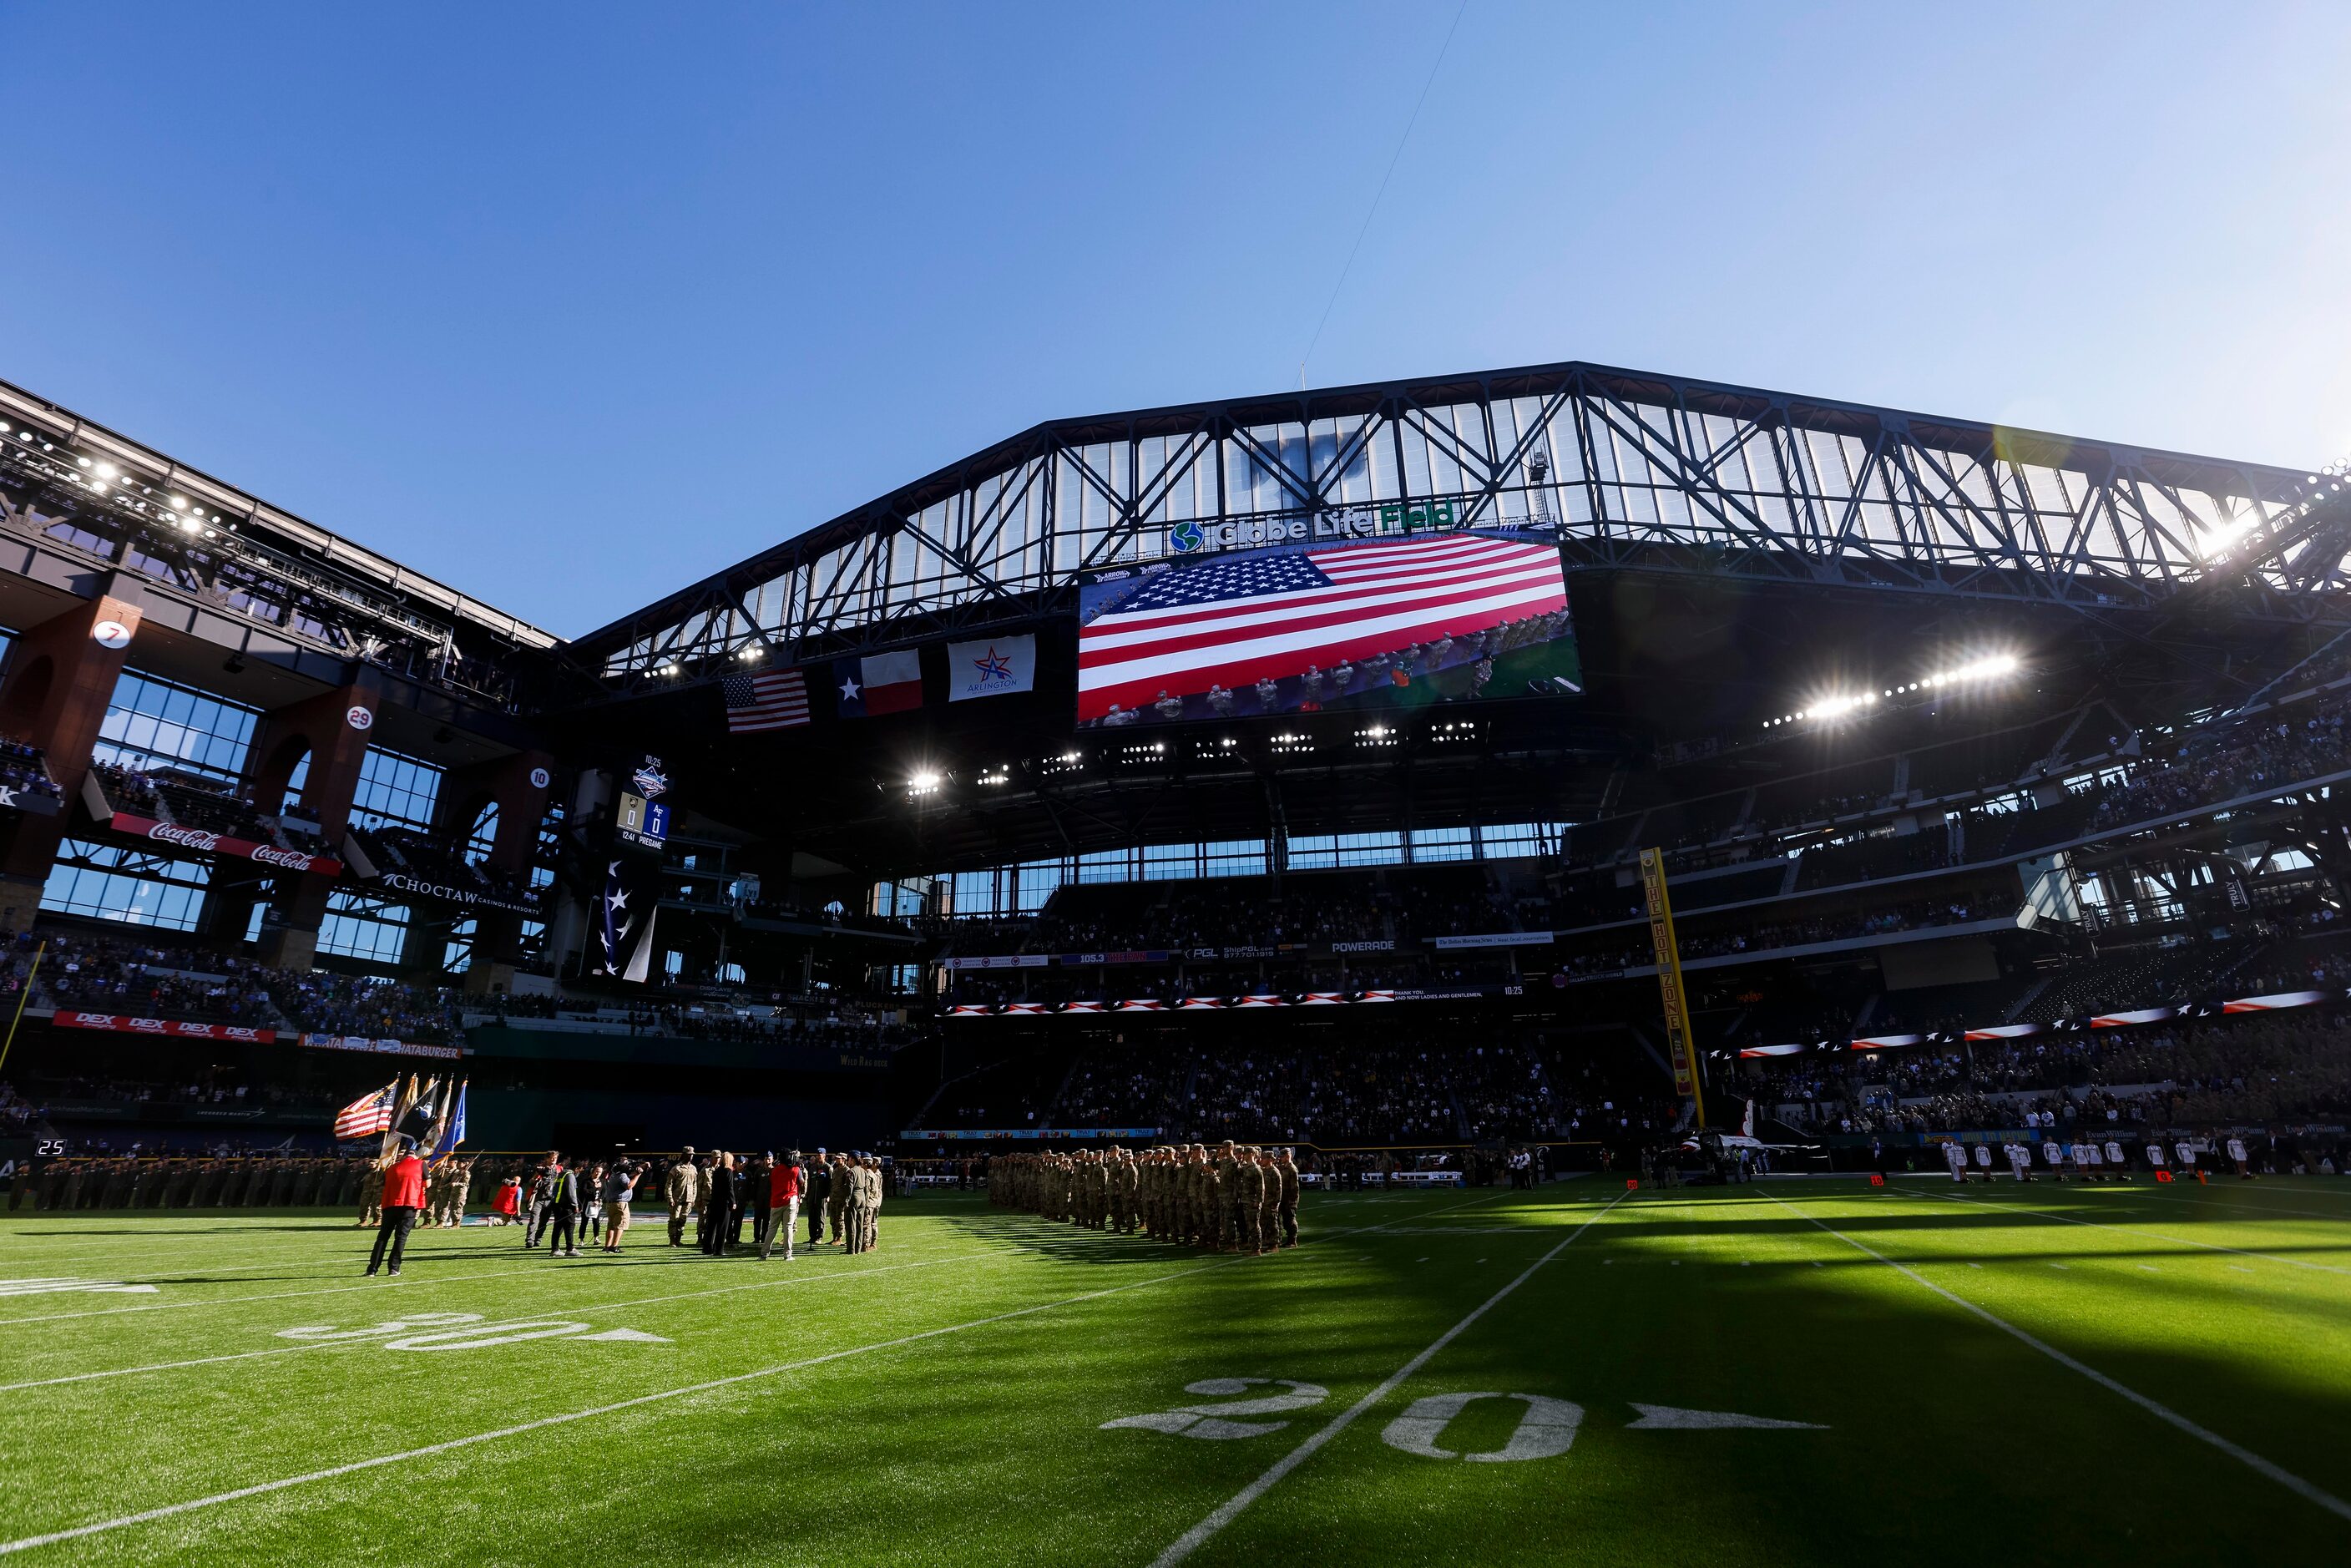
[574, 360, 2348, 691]
[0, 378, 560, 711]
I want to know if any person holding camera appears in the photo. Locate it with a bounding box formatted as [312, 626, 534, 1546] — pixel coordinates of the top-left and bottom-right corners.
[602, 1159, 639, 1253]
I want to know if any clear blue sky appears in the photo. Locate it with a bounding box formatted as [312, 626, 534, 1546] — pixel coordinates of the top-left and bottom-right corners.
[4, 3, 2347, 636]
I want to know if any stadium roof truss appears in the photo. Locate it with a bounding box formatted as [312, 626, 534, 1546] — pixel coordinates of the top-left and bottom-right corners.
[572, 361, 2350, 693]
[0, 377, 559, 710]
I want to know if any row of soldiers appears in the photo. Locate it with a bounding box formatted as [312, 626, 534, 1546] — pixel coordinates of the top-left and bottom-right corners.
[991, 1142, 1300, 1254]
[8, 1155, 382, 1211]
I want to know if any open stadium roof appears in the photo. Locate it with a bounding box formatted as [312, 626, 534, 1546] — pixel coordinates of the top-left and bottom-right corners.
[574, 357, 2346, 695]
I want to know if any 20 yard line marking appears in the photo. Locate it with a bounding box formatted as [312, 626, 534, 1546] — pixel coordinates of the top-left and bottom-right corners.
[0, 1190, 1544, 1555]
[1762, 1191, 2351, 1525]
[1146, 1189, 1631, 1568]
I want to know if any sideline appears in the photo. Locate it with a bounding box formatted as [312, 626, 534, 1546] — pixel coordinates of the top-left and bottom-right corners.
[1146, 1188, 1631, 1568]
[1759, 1190, 2351, 1524]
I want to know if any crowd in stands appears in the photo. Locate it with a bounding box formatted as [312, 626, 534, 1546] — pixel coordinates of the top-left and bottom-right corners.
[88, 760, 323, 851]
[921, 1029, 1676, 1151]
[0, 733, 58, 801]
[37, 929, 284, 1024]
[1743, 1009, 2351, 1134]
[2090, 695, 2351, 833]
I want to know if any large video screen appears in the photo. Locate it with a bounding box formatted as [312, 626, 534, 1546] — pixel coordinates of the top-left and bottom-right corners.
[1077, 529, 1578, 727]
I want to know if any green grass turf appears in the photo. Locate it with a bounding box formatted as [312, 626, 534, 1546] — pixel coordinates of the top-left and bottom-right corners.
[2, 1176, 2348, 1565]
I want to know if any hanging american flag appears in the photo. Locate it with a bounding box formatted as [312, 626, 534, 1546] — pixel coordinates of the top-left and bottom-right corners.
[1078, 533, 1567, 721]
[721, 668, 811, 733]
[332, 1080, 398, 1140]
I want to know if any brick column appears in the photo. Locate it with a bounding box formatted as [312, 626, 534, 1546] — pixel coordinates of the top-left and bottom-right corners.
[245, 671, 386, 970]
[0, 583, 146, 931]
[432, 751, 554, 994]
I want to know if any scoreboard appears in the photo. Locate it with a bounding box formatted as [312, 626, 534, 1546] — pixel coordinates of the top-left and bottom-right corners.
[614, 755, 670, 850]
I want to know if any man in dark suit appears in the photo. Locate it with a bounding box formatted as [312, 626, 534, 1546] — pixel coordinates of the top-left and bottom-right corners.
[700, 1151, 736, 1256]
[805, 1150, 831, 1248]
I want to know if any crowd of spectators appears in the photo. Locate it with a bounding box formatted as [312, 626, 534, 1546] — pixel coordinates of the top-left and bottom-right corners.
[0, 733, 58, 802]
[88, 761, 323, 851]
[920, 1029, 1676, 1151]
[1744, 1009, 2351, 1134]
[36, 929, 283, 1024]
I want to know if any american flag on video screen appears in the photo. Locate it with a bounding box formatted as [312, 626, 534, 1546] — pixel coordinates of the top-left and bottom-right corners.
[722, 668, 811, 733]
[1079, 533, 1566, 718]
[332, 1081, 398, 1140]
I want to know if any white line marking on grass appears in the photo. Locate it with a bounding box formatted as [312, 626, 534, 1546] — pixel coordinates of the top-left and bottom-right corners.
[1929, 1190, 2351, 1277]
[0, 1253, 1244, 1558]
[1146, 1190, 1631, 1568]
[1762, 1191, 2351, 1525]
[2141, 1189, 2351, 1223]
[0, 1250, 1004, 1394]
[0, 1247, 731, 1327]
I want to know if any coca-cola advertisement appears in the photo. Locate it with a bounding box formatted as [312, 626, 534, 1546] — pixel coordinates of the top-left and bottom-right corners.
[107, 813, 341, 877]
[53, 1014, 280, 1043]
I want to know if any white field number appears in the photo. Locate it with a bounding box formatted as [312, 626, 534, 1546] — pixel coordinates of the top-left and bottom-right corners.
[275, 1315, 665, 1351]
[1105, 1379, 1818, 1461]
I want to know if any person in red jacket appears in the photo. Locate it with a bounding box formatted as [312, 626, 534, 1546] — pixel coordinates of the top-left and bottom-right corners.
[366, 1137, 427, 1277]
[760, 1150, 803, 1262]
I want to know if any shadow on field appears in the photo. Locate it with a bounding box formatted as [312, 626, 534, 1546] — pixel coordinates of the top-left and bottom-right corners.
[933, 1210, 1191, 1264]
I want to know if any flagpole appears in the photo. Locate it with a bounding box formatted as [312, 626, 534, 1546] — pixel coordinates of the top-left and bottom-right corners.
[0, 940, 47, 1080]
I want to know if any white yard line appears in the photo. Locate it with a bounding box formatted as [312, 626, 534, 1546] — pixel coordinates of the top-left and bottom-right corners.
[0, 1191, 1530, 1555]
[1146, 1189, 1630, 1568]
[0, 1190, 1518, 1388]
[2130, 1188, 2351, 1224]
[1926, 1189, 2351, 1277]
[1762, 1191, 2351, 1524]
[0, 1253, 1246, 1557]
[0, 1250, 1005, 1393]
[0, 1248, 734, 1327]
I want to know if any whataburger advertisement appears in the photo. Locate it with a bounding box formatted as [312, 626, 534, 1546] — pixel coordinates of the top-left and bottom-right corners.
[1076, 529, 1579, 727]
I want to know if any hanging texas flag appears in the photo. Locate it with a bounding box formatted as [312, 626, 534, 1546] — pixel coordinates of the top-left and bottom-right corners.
[832, 649, 923, 717]
[945, 635, 1036, 701]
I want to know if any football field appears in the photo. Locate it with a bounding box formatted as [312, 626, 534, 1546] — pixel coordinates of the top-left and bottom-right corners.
[2, 1176, 2347, 1565]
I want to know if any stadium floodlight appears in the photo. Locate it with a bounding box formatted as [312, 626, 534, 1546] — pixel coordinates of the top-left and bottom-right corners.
[168, 496, 186, 510]
[737, 645, 763, 662]
[908, 771, 943, 794]
[1922, 653, 2020, 687]
[94, 462, 117, 480]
